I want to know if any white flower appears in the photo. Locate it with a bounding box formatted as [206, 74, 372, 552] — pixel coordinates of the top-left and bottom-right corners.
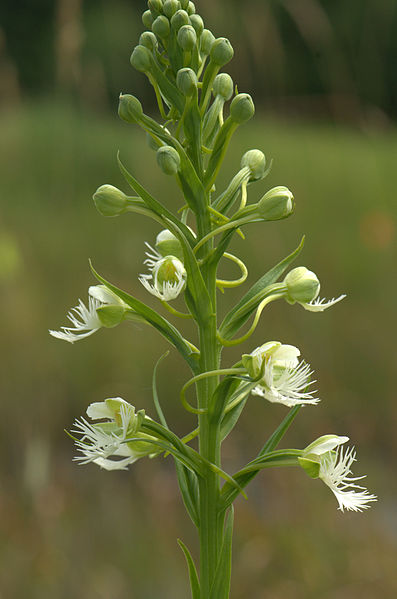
[139, 255, 187, 301]
[72, 398, 155, 471]
[300, 294, 346, 312]
[49, 285, 128, 343]
[318, 445, 377, 512]
[249, 342, 319, 407]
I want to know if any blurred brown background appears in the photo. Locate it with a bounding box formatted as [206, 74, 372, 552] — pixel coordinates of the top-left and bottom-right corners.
[0, 1, 396, 598]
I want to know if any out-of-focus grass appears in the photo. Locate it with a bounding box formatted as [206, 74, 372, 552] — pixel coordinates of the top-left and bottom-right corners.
[0, 102, 396, 598]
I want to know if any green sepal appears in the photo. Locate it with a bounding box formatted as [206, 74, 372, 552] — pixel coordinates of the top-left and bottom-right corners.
[298, 456, 321, 479]
[219, 237, 305, 339]
[204, 117, 238, 191]
[117, 153, 196, 245]
[209, 507, 234, 599]
[177, 539, 201, 599]
[89, 262, 199, 373]
[175, 461, 200, 527]
[96, 305, 126, 328]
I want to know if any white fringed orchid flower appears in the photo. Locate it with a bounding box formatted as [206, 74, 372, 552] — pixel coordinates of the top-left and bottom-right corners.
[244, 342, 319, 407]
[300, 435, 377, 512]
[72, 398, 157, 471]
[140, 255, 187, 301]
[49, 285, 133, 343]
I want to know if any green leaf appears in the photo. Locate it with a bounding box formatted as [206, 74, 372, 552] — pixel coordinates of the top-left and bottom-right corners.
[183, 95, 203, 178]
[177, 539, 201, 599]
[118, 154, 196, 245]
[209, 507, 234, 599]
[259, 405, 301, 456]
[152, 352, 170, 428]
[175, 461, 199, 527]
[204, 118, 238, 191]
[90, 262, 199, 373]
[220, 237, 305, 339]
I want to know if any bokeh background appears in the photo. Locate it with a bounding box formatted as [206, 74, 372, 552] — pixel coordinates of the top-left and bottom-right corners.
[1, 1, 396, 597]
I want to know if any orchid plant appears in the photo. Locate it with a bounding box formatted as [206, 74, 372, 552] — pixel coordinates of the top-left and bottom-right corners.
[50, 1, 376, 596]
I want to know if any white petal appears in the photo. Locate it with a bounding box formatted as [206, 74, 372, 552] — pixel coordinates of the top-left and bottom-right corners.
[305, 435, 350, 456]
[301, 295, 346, 312]
[92, 456, 138, 471]
[86, 401, 113, 420]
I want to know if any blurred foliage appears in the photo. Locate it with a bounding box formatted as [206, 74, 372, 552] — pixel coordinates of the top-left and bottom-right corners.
[1, 0, 397, 122]
[0, 101, 396, 597]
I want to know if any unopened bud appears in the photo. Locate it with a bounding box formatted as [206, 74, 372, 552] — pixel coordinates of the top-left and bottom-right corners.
[148, 0, 163, 15]
[93, 185, 128, 217]
[156, 145, 181, 175]
[241, 150, 267, 180]
[142, 10, 154, 28]
[213, 73, 233, 101]
[187, 1, 196, 14]
[210, 37, 234, 66]
[163, 0, 180, 18]
[152, 15, 170, 39]
[189, 14, 204, 36]
[200, 29, 215, 55]
[177, 24, 196, 50]
[171, 9, 190, 30]
[230, 93, 255, 124]
[176, 68, 197, 96]
[139, 31, 158, 51]
[284, 267, 320, 304]
[130, 45, 152, 73]
[258, 186, 294, 220]
[118, 94, 144, 124]
[156, 229, 184, 262]
[179, 0, 189, 8]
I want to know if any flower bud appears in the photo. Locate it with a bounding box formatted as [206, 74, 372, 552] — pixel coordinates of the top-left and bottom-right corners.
[212, 73, 233, 101]
[171, 9, 190, 30]
[176, 67, 197, 96]
[200, 29, 215, 55]
[258, 186, 294, 220]
[163, 0, 180, 18]
[177, 24, 197, 50]
[189, 14, 204, 36]
[241, 150, 267, 180]
[153, 256, 187, 292]
[118, 94, 144, 124]
[179, 0, 189, 8]
[156, 229, 184, 262]
[284, 267, 320, 304]
[142, 10, 154, 28]
[156, 145, 181, 175]
[139, 31, 158, 51]
[148, 0, 163, 15]
[187, 1, 196, 14]
[152, 15, 171, 39]
[210, 37, 234, 66]
[93, 185, 128, 217]
[130, 45, 152, 73]
[230, 93, 255, 123]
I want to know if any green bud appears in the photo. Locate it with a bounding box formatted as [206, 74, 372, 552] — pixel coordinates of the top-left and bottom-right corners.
[200, 29, 215, 55]
[118, 94, 144, 124]
[156, 229, 184, 262]
[210, 37, 234, 66]
[189, 14, 204, 36]
[142, 10, 154, 29]
[152, 15, 170, 39]
[179, 0, 189, 8]
[187, 1, 196, 14]
[284, 267, 320, 304]
[130, 45, 152, 73]
[213, 73, 233, 100]
[258, 186, 294, 220]
[156, 145, 181, 175]
[177, 25, 197, 51]
[139, 31, 158, 51]
[176, 67, 197, 96]
[163, 0, 180, 18]
[96, 305, 126, 328]
[230, 93, 255, 124]
[93, 184, 128, 217]
[241, 149, 267, 180]
[171, 9, 190, 30]
[148, 0, 163, 15]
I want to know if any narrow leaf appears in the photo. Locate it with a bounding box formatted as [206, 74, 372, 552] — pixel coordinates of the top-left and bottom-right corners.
[152, 352, 170, 428]
[177, 539, 201, 599]
[209, 507, 234, 599]
[175, 461, 199, 528]
[259, 405, 301, 456]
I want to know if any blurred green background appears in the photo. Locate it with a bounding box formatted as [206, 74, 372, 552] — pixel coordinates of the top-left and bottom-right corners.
[0, 1, 396, 598]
